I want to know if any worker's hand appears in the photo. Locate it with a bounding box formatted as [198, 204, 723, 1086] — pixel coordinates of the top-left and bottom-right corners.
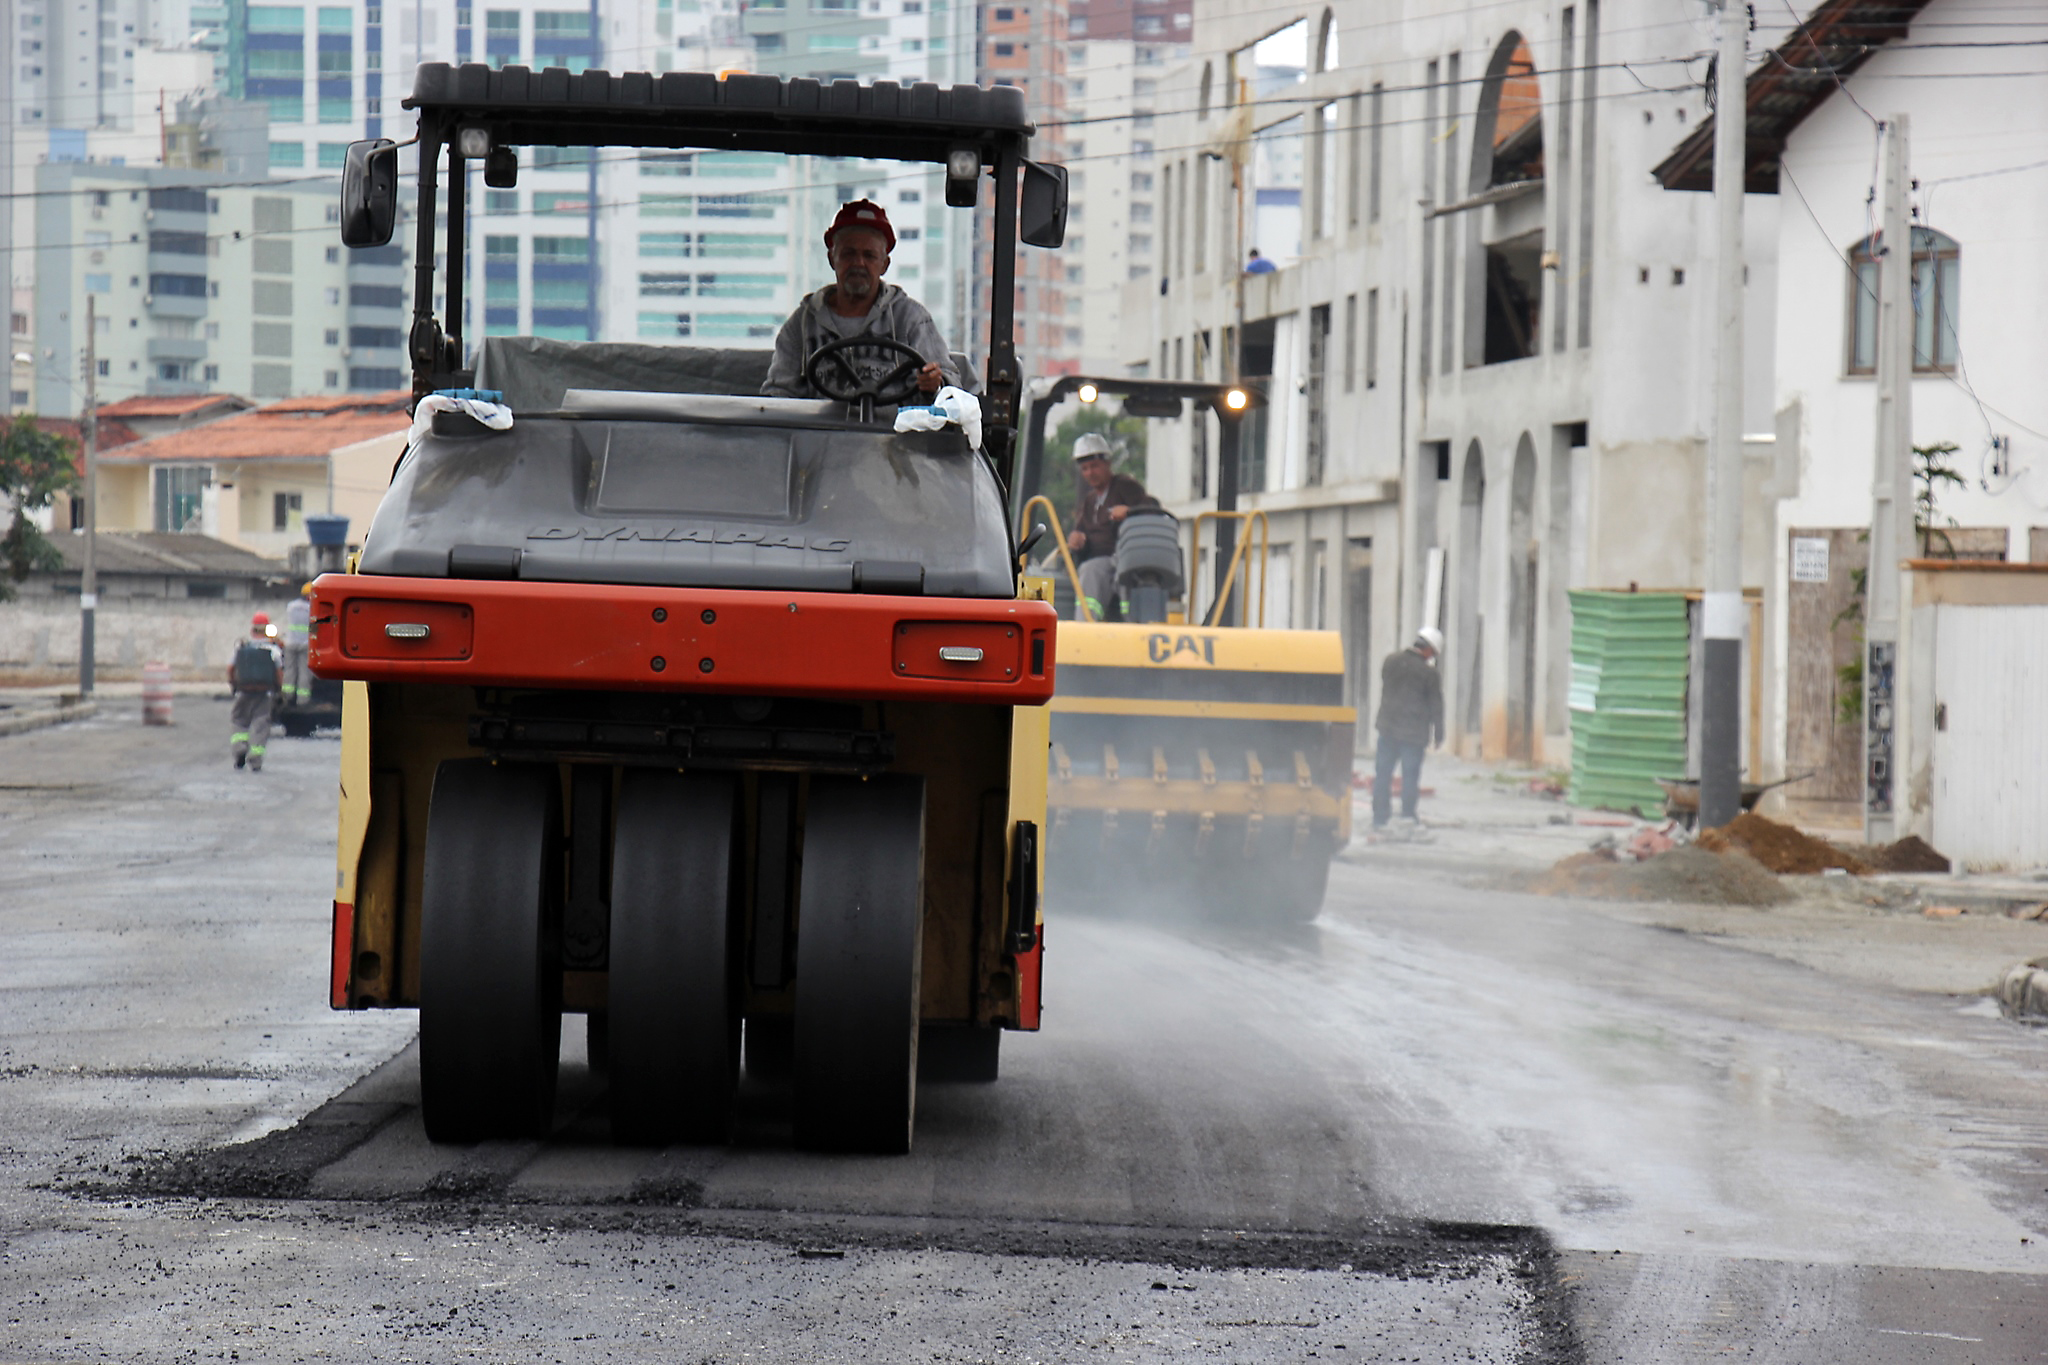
[1108, 504, 1129, 523]
[1066, 529, 1086, 552]
[916, 361, 943, 394]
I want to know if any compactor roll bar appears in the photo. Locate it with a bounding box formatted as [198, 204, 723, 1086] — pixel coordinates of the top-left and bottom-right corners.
[1016, 376, 1267, 625]
[341, 63, 1068, 470]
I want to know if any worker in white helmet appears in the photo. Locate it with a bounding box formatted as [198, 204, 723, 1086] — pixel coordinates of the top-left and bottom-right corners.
[1065, 431, 1158, 620]
[1371, 626, 1445, 830]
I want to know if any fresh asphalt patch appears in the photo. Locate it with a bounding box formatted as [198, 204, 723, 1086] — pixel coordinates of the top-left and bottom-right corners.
[69, 1043, 1585, 1363]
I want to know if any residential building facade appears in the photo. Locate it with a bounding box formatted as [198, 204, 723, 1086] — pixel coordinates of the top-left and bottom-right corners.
[1130, 0, 1781, 760]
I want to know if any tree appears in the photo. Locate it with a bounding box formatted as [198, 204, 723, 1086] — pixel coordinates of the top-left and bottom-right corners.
[1030, 400, 1150, 543]
[0, 416, 80, 603]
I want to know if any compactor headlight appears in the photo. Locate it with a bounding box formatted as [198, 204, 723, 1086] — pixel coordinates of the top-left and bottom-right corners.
[456, 126, 492, 159]
[1077, 383, 1098, 403]
[1224, 388, 1249, 411]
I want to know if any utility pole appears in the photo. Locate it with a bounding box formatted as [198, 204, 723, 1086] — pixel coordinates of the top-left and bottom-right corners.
[79, 293, 99, 696]
[1698, 0, 1746, 829]
[1863, 114, 1913, 843]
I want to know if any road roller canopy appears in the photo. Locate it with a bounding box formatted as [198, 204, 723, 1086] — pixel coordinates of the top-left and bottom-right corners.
[340, 62, 1069, 448]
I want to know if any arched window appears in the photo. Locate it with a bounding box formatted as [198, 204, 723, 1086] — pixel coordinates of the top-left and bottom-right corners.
[1847, 227, 1958, 374]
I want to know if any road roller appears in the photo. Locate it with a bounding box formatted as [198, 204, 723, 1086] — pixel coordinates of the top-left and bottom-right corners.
[1012, 377, 1355, 924]
[308, 64, 1067, 1152]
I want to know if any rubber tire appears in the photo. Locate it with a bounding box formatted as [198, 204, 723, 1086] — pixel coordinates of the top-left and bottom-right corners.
[1269, 854, 1333, 924]
[917, 1024, 1001, 1083]
[608, 770, 743, 1146]
[418, 759, 563, 1143]
[793, 774, 926, 1154]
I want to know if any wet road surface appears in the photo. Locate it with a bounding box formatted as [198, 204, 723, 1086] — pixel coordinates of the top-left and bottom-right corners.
[1, 698, 2043, 1361]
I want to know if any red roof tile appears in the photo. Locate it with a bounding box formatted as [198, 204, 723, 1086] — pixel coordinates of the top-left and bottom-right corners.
[94, 393, 254, 419]
[101, 392, 411, 464]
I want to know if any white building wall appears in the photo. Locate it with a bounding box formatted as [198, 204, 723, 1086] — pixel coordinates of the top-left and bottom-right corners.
[1763, 0, 2048, 811]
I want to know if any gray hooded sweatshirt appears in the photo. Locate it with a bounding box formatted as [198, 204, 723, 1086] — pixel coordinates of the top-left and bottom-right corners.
[762, 282, 963, 399]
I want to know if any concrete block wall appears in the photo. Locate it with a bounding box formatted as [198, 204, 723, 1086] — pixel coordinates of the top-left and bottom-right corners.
[0, 597, 295, 679]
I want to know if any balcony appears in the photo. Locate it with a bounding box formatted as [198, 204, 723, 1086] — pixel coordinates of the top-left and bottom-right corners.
[146, 337, 208, 362]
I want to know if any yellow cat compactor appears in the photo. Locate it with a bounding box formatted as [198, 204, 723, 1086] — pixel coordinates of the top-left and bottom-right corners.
[1013, 378, 1354, 922]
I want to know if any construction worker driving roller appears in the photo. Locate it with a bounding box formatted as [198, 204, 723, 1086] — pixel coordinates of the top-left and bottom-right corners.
[762, 199, 963, 400]
[1065, 431, 1159, 619]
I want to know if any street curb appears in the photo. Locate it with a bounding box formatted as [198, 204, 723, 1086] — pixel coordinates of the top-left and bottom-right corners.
[1998, 962, 2048, 1023]
[0, 699, 98, 738]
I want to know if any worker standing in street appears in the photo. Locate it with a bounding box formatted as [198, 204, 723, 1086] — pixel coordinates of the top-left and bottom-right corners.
[227, 614, 283, 772]
[1066, 432, 1159, 620]
[281, 585, 313, 709]
[1372, 627, 1445, 832]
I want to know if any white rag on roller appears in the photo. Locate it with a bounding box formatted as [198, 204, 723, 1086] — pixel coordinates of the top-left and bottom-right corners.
[892, 386, 983, 449]
[408, 392, 515, 447]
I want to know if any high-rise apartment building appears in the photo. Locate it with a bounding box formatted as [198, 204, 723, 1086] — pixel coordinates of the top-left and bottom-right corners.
[978, 0, 1073, 376]
[30, 162, 407, 413]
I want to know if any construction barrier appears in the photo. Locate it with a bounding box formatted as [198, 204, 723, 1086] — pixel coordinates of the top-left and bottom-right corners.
[141, 661, 174, 726]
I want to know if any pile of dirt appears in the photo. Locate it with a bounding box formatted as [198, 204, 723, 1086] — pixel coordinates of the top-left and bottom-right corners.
[1860, 834, 1952, 874]
[1527, 846, 1792, 907]
[1696, 811, 1870, 875]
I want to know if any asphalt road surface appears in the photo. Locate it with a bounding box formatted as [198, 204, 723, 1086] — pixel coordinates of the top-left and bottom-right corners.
[2, 697, 2044, 1362]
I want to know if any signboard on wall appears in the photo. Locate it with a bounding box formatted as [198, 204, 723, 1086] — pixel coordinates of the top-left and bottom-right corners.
[1791, 536, 1830, 583]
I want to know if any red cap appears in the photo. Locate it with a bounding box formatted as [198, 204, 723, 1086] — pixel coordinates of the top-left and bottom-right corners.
[824, 198, 895, 253]
[251, 613, 270, 627]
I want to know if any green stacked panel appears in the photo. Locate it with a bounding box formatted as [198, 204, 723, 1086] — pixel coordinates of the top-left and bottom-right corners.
[1567, 591, 1690, 813]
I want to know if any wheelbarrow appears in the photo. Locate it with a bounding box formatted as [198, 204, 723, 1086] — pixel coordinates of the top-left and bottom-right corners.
[1655, 773, 1813, 830]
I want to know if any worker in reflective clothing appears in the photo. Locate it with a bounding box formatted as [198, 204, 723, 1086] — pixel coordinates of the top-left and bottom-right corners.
[227, 614, 283, 772]
[1372, 627, 1445, 830]
[281, 584, 313, 707]
[1066, 431, 1158, 620]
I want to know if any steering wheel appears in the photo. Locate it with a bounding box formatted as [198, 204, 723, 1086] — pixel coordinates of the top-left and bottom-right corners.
[804, 334, 928, 408]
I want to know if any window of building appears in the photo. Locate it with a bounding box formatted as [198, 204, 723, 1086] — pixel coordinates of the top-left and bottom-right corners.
[269, 141, 305, 168]
[248, 6, 306, 34]
[1365, 288, 1379, 388]
[274, 491, 303, 530]
[1847, 227, 1959, 374]
[1342, 293, 1356, 392]
[154, 465, 210, 532]
[203, 363, 219, 382]
[1306, 304, 1330, 485]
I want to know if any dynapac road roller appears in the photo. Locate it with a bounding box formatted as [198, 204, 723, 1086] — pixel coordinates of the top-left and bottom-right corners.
[308, 65, 1067, 1152]
[1012, 377, 1355, 923]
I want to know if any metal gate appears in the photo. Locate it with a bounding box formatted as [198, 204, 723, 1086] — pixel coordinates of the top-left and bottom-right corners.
[1931, 603, 2048, 870]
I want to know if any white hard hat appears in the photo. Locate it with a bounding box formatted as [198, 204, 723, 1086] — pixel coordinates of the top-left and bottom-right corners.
[1415, 626, 1444, 653]
[1071, 432, 1113, 463]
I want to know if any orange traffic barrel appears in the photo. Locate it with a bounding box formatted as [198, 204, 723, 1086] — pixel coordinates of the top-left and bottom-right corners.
[142, 661, 173, 725]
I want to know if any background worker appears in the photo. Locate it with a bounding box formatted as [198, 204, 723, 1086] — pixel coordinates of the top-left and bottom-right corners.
[280, 585, 313, 709]
[1065, 432, 1158, 619]
[1372, 626, 1445, 830]
[763, 199, 961, 399]
[227, 614, 283, 772]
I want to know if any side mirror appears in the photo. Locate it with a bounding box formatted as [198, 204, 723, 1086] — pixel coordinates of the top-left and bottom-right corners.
[340, 138, 399, 248]
[1020, 159, 1068, 248]
[485, 145, 518, 189]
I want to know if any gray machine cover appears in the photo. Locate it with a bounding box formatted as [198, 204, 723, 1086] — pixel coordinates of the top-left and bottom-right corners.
[355, 388, 1014, 598]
